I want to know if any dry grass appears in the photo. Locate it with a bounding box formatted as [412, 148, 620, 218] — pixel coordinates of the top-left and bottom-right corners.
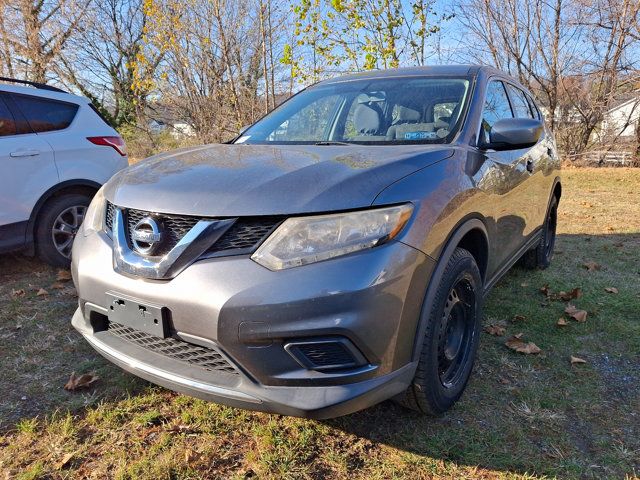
[1, 168, 639, 479]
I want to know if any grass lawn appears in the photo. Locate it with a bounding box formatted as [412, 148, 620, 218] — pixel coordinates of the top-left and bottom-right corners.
[1, 167, 639, 479]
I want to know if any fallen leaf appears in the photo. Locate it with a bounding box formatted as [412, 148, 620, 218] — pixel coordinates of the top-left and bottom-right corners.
[505, 335, 541, 354]
[604, 287, 618, 294]
[36, 288, 48, 296]
[512, 314, 526, 322]
[557, 317, 569, 326]
[570, 356, 587, 365]
[50, 282, 66, 290]
[56, 270, 72, 282]
[565, 304, 588, 322]
[557, 288, 582, 301]
[56, 452, 74, 470]
[540, 284, 550, 296]
[485, 324, 506, 336]
[64, 372, 98, 391]
[582, 261, 601, 272]
[11, 288, 26, 298]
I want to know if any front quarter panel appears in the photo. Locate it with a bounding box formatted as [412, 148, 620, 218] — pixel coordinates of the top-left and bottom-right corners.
[373, 149, 493, 264]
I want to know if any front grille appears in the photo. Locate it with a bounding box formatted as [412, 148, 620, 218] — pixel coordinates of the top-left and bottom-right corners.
[108, 321, 238, 375]
[206, 217, 282, 254]
[126, 208, 199, 254]
[105, 202, 281, 257]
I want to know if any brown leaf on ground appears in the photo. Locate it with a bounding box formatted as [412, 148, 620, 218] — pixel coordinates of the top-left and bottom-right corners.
[557, 288, 582, 301]
[56, 452, 75, 470]
[565, 304, 588, 322]
[604, 287, 618, 294]
[36, 288, 48, 296]
[10, 289, 25, 297]
[570, 356, 587, 365]
[505, 335, 541, 354]
[485, 324, 506, 336]
[540, 284, 550, 296]
[582, 261, 601, 272]
[56, 270, 72, 282]
[64, 372, 98, 391]
[512, 314, 526, 322]
[50, 282, 66, 289]
[557, 317, 569, 326]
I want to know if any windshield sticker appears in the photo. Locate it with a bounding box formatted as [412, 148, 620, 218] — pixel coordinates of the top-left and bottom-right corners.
[236, 135, 251, 144]
[404, 131, 437, 140]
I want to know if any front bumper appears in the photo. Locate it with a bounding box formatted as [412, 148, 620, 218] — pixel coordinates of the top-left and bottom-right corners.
[72, 230, 434, 418]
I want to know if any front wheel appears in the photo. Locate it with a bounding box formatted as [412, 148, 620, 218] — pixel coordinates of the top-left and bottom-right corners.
[396, 247, 483, 415]
[35, 194, 91, 267]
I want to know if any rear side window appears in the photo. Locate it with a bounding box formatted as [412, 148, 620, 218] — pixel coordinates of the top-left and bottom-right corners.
[12, 94, 79, 133]
[0, 97, 17, 137]
[480, 80, 513, 144]
[506, 84, 533, 118]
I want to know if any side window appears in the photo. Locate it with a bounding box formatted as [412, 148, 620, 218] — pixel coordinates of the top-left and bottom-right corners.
[12, 95, 79, 133]
[480, 81, 513, 144]
[525, 93, 541, 120]
[0, 97, 17, 137]
[268, 94, 341, 142]
[506, 84, 533, 118]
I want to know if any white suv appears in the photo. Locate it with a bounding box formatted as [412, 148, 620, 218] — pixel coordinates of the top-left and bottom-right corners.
[0, 78, 128, 266]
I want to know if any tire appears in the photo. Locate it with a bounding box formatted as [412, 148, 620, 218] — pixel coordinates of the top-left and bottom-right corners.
[520, 195, 558, 270]
[396, 247, 483, 415]
[35, 193, 92, 267]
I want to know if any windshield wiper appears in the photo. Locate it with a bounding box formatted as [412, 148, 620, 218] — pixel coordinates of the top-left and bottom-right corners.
[314, 141, 353, 146]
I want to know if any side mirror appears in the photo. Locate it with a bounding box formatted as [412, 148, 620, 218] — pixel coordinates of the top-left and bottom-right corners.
[483, 118, 543, 150]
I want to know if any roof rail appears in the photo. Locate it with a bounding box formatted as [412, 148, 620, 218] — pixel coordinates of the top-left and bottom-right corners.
[0, 76, 66, 93]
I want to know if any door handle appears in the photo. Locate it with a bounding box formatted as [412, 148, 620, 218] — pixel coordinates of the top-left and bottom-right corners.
[10, 149, 40, 157]
[526, 160, 534, 173]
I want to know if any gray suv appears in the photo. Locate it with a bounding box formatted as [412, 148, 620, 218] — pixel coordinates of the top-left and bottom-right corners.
[71, 65, 561, 418]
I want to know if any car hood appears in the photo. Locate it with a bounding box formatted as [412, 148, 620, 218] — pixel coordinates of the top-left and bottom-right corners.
[105, 143, 453, 216]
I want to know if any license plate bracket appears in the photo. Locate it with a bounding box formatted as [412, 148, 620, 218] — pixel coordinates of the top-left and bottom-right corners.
[106, 292, 168, 338]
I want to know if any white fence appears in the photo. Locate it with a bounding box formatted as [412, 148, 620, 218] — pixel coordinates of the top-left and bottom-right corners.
[567, 150, 636, 166]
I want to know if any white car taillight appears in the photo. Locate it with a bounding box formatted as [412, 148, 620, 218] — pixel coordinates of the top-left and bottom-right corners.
[87, 136, 127, 157]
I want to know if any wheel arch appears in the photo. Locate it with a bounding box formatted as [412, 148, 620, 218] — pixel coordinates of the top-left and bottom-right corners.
[410, 216, 489, 363]
[24, 179, 101, 255]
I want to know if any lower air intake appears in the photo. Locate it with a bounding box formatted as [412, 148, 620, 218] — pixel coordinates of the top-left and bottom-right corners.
[284, 338, 367, 371]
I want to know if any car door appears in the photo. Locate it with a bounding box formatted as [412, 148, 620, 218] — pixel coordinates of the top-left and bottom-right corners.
[0, 93, 57, 229]
[504, 83, 549, 228]
[477, 80, 536, 273]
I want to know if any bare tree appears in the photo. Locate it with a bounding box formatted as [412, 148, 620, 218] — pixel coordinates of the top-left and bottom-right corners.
[56, 0, 159, 127]
[0, 0, 89, 82]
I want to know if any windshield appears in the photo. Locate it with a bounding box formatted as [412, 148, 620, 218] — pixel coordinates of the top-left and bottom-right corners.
[237, 76, 471, 145]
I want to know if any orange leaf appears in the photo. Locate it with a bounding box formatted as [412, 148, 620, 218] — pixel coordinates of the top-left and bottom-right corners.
[56, 270, 72, 282]
[557, 288, 582, 301]
[50, 282, 66, 289]
[570, 356, 587, 364]
[505, 335, 541, 354]
[64, 372, 99, 391]
[604, 287, 618, 294]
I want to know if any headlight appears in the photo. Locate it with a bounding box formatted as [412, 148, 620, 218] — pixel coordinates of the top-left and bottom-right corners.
[82, 186, 106, 236]
[251, 204, 413, 270]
